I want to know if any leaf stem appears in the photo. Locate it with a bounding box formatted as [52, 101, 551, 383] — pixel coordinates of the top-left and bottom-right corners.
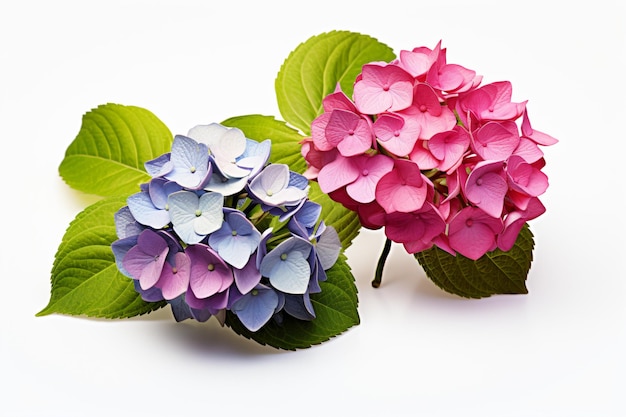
[372, 238, 392, 288]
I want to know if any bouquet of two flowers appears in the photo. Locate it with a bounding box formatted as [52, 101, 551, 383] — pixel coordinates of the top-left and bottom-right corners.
[39, 31, 556, 349]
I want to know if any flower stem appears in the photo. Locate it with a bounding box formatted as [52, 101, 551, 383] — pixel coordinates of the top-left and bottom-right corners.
[372, 238, 392, 288]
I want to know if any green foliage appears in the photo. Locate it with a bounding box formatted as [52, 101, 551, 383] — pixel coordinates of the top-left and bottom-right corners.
[59, 103, 173, 197]
[415, 225, 535, 298]
[38, 196, 166, 318]
[225, 254, 359, 350]
[275, 30, 395, 135]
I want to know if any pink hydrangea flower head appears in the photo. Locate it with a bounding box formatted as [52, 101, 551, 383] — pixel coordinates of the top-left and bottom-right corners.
[373, 113, 420, 157]
[465, 160, 508, 218]
[375, 159, 430, 214]
[448, 206, 504, 260]
[353, 63, 414, 114]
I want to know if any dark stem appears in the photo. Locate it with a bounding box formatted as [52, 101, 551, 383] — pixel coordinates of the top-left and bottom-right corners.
[372, 238, 392, 288]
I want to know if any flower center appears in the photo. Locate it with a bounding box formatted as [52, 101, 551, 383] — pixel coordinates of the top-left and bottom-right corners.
[362, 169, 369, 176]
[195, 209, 202, 217]
[466, 219, 474, 227]
[419, 104, 428, 112]
[190, 166, 197, 173]
[476, 178, 483, 186]
[266, 189, 273, 196]
[280, 253, 288, 261]
[172, 267, 178, 274]
[231, 230, 238, 236]
[251, 289, 259, 296]
[207, 263, 215, 271]
[382, 83, 390, 91]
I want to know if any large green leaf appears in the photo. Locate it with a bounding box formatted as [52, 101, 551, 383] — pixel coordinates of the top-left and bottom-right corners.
[225, 254, 359, 350]
[222, 114, 361, 249]
[275, 30, 396, 135]
[59, 103, 173, 197]
[415, 224, 535, 298]
[37, 196, 166, 318]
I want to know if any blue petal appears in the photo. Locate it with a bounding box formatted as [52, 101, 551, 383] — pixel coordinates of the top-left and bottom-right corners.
[145, 153, 172, 177]
[231, 285, 279, 332]
[168, 191, 205, 244]
[266, 250, 311, 294]
[127, 191, 171, 229]
[315, 226, 341, 270]
[114, 206, 144, 239]
[165, 136, 211, 189]
[283, 293, 316, 320]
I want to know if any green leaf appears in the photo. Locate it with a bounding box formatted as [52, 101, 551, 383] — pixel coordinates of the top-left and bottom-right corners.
[275, 30, 396, 135]
[59, 103, 173, 197]
[415, 224, 535, 298]
[222, 114, 361, 249]
[37, 196, 166, 318]
[225, 254, 359, 350]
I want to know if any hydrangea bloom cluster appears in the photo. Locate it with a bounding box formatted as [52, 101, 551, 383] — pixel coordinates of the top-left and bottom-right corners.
[112, 123, 341, 332]
[301, 41, 557, 260]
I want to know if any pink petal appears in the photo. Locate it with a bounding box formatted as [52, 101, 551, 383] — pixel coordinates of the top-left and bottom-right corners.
[472, 121, 520, 161]
[375, 159, 428, 213]
[157, 252, 191, 300]
[409, 139, 440, 170]
[506, 155, 549, 197]
[311, 113, 334, 151]
[322, 84, 358, 113]
[465, 161, 507, 218]
[448, 207, 503, 260]
[354, 63, 414, 114]
[374, 113, 420, 157]
[521, 109, 558, 146]
[324, 110, 373, 156]
[512, 137, 544, 164]
[428, 127, 471, 172]
[317, 154, 360, 193]
[345, 154, 394, 203]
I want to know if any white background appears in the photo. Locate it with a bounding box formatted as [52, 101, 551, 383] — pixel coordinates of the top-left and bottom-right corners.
[2, 1, 624, 416]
